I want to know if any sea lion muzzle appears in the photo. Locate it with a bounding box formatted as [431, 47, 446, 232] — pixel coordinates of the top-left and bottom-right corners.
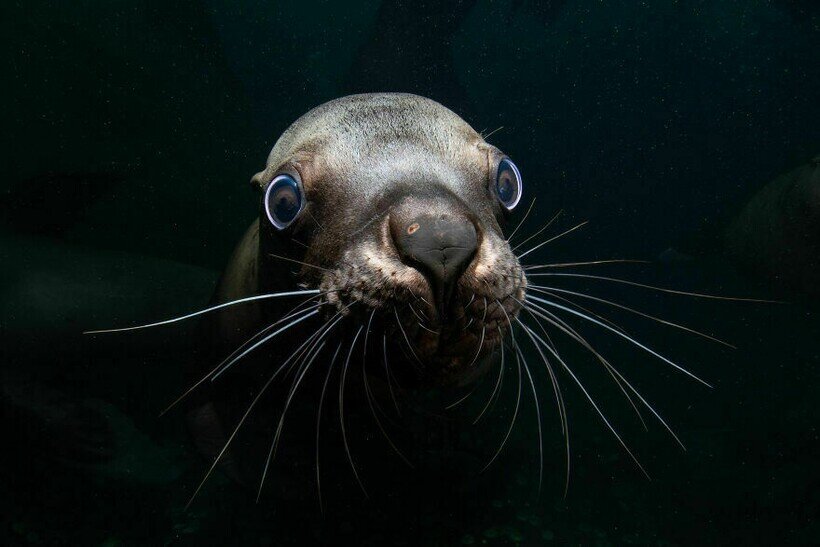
[389, 211, 478, 320]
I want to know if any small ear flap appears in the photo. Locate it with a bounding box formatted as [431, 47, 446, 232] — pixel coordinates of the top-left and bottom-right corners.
[250, 170, 267, 193]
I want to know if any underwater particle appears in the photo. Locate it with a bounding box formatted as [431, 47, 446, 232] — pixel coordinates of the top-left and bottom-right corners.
[541, 529, 555, 541]
[491, 499, 505, 508]
[507, 528, 524, 542]
[461, 534, 476, 545]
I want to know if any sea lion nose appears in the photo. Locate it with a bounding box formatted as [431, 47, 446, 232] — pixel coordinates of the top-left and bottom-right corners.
[390, 213, 478, 315]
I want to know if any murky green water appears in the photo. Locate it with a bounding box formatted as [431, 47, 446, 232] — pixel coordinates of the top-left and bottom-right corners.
[2, 1, 818, 545]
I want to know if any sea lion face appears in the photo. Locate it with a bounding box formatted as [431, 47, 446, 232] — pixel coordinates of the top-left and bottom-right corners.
[253, 94, 526, 386]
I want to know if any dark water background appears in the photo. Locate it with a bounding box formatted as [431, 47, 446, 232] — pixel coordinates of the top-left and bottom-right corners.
[1, 1, 818, 545]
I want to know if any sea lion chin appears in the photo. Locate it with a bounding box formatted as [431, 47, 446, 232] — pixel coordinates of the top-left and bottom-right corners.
[210, 93, 528, 388]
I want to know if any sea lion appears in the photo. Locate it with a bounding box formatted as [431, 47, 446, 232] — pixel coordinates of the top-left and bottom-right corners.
[178, 93, 528, 494]
[93, 93, 732, 503]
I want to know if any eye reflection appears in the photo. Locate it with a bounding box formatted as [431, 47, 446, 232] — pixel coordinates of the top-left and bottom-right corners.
[495, 158, 522, 211]
[265, 174, 304, 229]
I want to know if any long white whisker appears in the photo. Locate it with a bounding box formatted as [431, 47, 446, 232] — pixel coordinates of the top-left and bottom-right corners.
[480, 344, 522, 473]
[84, 289, 321, 334]
[517, 220, 589, 260]
[519, 341, 544, 496]
[267, 252, 332, 272]
[518, 319, 651, 480]
[394, 307, 423, 369]
[212, 294, 328, 372]
[524, 301, 685, 450]
[526, 272, 777, 302]
[522, 300, 647, 430]
[511, 209, 562, 252]
[257, 339, 328, 501]
[383, 335, 402, 416]
[529, 288, 627, 334]
[184, 340, 299, 509]
[361, 313, 413, 468]
[506, 197, 537, 242]
[529, 285, 735, 348]
[340, 326, 367, 497]
[473, 334, 506, 425]
[525, 259, 650, 269]
[159, 305, 321, 416]
[210, 309, 321, 381]
[514, 321, 571, 495]
[526, 294, 712, 388]
[316, 342, 343, 514]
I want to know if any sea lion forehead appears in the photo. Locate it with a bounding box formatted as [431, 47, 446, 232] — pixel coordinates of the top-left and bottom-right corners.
[264, 93, 487, 176]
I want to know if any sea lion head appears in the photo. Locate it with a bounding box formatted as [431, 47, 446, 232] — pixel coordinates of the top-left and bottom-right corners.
[251, 93, 527, 387]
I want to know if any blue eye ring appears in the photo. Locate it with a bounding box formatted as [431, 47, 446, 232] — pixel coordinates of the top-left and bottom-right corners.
[264, 173, 305, 230]
[495, 158, 523, 211]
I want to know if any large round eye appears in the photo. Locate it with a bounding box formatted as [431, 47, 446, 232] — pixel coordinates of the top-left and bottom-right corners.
[495, 158, 523, 211]
[264, 174, 305, 230]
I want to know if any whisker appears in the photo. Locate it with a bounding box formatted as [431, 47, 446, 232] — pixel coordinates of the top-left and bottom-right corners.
[522, 300, 647, 430]
[361, 311, 398, 424]
[525, 259, 650, 269]
[257, 339, 329, 502]
[518, 320, 651, 480]
[383, 335, 402, 416]
[480, 344, 523, 473]
[473, 333, 506, 425]
[529, 285, 735, 348]
[184, 335, 303, 508]
[519, 343, 544, 496]
[267, 252, 332, 272]
[524, 301, 685, 450]
[210, 309, 321, 381]
[527, 294, 712, 388]
[528, 288, 626, 334]
[506, 197, 537, 242]
[517, 220, 589, 260]
[210, 300, 323, 374]
[482, 125, 505, 140]
[446, 386, 480, 409]
[408, 302, 436, 333]
[526, 272, 778, 303]
[362, 322, 413, 467]
[511, 209, 563, 253]
[84, 289, 321, 334]
[394, 307, 424, 369]
[467, 326, 486, 369]
[159, 305, 320, 416]
[316, 343, 343, 515]
[340, 325, 367, 497]
[514, 321, 570, 495]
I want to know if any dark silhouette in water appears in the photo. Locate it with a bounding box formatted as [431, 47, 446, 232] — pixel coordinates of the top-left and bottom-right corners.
[669, 153, 820, 300]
